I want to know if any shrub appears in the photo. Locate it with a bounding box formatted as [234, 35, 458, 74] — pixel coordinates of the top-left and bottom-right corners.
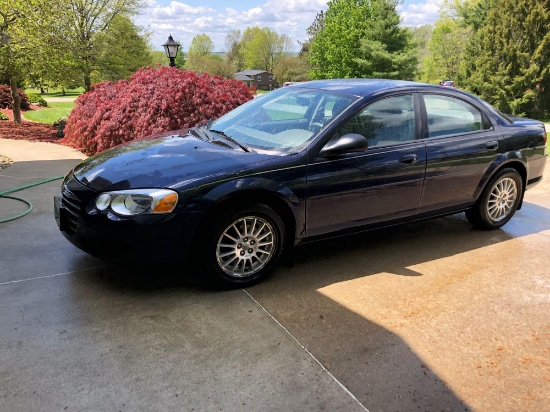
[0, 85, 30, 109]
[54, 116, 68, 137]
[63, 67, 253, 155]
[27, 93, 48, 107]
[0, 112, 8, 120]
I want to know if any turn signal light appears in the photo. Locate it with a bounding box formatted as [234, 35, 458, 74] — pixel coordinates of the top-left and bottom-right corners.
[152, 193, 178, 213]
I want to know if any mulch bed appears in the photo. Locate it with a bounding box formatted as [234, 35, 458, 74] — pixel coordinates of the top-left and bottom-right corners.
[0, 107, 64, 144]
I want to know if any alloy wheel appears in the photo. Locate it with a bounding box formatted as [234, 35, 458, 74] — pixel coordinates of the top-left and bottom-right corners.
[216, 216, 276, 278]
[487, 177, 517, 222]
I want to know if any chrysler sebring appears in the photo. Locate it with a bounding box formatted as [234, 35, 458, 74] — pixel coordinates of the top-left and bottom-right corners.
[55, 80, 547, 287]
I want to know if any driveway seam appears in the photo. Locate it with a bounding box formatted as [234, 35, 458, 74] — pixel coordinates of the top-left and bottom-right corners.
[0, 267, 102, 286]
[243, 289, 370, 412]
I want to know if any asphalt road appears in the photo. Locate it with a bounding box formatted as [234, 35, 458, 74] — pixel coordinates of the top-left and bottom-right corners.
[1, 138, 548, 411]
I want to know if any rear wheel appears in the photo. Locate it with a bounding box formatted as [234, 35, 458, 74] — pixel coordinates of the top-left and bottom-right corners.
[466, 168, 523, 230]
[199, 204, 285, 288]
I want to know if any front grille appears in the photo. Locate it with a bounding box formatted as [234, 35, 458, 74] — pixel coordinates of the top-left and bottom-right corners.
[61, 185, 82, 235]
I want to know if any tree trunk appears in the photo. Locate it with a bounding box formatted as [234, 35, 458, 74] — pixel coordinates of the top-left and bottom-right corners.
[84, 75, 91, 92]
[9, 78, 22, 125]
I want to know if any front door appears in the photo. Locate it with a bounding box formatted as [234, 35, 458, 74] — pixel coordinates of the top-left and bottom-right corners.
[306, 94, 426, 237]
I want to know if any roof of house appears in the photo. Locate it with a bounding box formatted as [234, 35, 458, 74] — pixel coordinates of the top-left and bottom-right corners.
[235, 70, 271, 76]
[234, 73, 253, 81]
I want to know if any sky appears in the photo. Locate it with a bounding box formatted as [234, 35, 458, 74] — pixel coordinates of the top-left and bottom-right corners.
[136, 0, 443, 53]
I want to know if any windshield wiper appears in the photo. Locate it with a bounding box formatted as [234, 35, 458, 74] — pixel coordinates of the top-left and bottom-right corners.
[188, 127, 210, 141]
[208, 129, 251, 153]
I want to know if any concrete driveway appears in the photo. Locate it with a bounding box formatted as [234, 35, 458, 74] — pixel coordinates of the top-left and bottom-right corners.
[1, 139, 548, 411]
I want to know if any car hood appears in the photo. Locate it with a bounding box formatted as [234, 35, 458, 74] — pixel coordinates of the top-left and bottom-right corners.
[73, 135, 277, 191]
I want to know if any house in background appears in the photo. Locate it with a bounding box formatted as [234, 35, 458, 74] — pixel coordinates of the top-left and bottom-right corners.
[234, 70, 278, 90]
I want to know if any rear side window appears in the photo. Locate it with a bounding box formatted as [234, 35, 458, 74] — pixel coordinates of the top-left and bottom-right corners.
[424, 94, 491, 138]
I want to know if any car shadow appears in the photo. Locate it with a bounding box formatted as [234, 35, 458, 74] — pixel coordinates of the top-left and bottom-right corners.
[70, 202, 550, 411]
[244, 202, 550, 410]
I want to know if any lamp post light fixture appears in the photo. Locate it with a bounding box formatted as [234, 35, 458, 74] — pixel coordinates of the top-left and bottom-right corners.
[163, 34, 180, 67]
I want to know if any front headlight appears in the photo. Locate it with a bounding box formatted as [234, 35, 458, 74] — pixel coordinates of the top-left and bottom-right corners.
[95, 189, 178, 216]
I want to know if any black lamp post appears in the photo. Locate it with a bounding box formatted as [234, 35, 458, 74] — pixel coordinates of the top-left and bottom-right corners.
[162, 34, 180, 67]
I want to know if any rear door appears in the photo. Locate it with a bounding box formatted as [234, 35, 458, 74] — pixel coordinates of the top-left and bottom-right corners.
[418, 93, 503, 213]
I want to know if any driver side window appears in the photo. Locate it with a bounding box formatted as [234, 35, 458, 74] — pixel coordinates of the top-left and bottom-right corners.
[338, 94, 416, 149]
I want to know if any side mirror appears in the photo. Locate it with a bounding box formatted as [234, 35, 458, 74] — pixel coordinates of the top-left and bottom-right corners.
[318, 133, 368, 157]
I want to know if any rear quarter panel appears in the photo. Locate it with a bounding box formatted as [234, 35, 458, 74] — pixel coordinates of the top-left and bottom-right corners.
[498, 121, 547, 186]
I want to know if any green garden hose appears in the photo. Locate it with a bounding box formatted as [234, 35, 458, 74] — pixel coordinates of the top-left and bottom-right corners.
[0, 176, 64, 224]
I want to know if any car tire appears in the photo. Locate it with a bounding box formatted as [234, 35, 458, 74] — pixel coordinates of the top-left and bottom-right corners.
[198, 204, 285, 288]
[466, 168, 523, 230]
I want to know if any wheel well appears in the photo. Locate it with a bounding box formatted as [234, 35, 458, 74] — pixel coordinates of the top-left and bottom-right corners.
[487, 160, 527, 210]
[198, 191, 297, 248]
[496, 161, 527, 190]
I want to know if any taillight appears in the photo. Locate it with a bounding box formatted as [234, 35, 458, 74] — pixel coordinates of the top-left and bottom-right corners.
[544, 129, 547, 145]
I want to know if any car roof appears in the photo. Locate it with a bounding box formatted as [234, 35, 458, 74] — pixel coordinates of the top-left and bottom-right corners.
[297, 79, 445, 97]
[296, 79, 513, 126]
[294, 79, 506, 119]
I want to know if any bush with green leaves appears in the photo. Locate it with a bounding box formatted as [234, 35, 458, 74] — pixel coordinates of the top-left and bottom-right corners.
[64, 67, 253, 154]
[27, 93, 48, 107]
[0, 112, 9, 120]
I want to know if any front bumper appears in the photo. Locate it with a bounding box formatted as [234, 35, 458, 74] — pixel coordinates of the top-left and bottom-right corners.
[54, 177, 203, 265]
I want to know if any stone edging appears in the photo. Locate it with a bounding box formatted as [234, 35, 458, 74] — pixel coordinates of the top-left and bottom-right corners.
[0, 155, 14, 170]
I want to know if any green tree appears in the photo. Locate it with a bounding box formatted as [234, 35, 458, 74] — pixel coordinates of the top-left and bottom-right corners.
[308, 0, 374, 78]
[423, 18, 471, 83]
[186, 54, 233, 77]
[0, 0, 66, 123]
[64, 0, 145, 91]
[411, 25, 433, 81]
[457, 0, 491, 31]
[92, 14, 152, 82]
[463, 0, 550, 118]
[273, 55, 311, 84]
[150, 50, 168, 66]
[174, 49, 186, 70]
[225, 30, 245, 72]
[185, 33, 217, 74]
[354, 0, 418, 79]
[241, 27, 293, 71]
[299, 10, 325, 56]
[188, 33, 214, 57]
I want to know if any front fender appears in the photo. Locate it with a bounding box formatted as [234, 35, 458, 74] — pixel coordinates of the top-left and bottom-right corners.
[189, 176, 306, 239]
[201, 177, 300, 206]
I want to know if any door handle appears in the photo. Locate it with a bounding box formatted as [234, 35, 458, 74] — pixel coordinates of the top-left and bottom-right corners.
[400, 154, 418, 164]
[486, 140, 499, 150]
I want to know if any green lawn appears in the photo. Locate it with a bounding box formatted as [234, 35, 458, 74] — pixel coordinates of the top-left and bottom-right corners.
[23, 101, 75, 124]
[25, 87, 84, 98]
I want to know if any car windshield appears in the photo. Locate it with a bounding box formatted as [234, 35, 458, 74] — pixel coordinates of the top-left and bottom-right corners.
[209, 87, 358, 154]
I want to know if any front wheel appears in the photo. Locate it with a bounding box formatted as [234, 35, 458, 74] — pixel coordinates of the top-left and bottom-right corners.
[466, 168, 523, 230]
[198, 204, 285, 288]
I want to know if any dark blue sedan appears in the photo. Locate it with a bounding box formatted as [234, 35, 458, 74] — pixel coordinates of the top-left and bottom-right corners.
[55, 80, 548, 287]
